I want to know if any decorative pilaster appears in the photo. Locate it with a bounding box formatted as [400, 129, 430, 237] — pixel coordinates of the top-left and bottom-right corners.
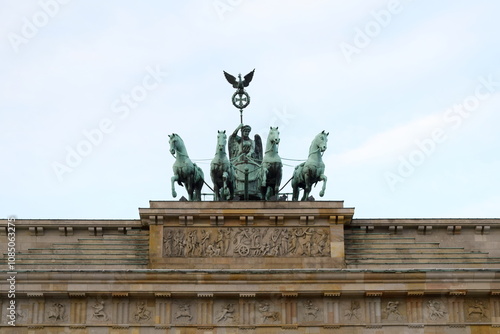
[239, 294, 256, 325]
[365, 293, 382, 327]
[69, 293, 86, 326]
[155, 293, 171, 328]
[281, 293, 298, 327]
[324, 292, 341, 326]
[112, 293, 129, 326]
[197, 293, 213, 325]
[407, 296, 423, 324]
[491, 294, 500, 326]
[449, 293, 465, 324]
[27, 293, 44, 328]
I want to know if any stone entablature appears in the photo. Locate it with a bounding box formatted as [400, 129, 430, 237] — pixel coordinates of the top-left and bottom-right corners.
[139, 201, 354, 269]
[2, 202, 500, 333]
[347, 218, 500, 269]
[3, 269, 500, 333]
[0, 219, 147, 270]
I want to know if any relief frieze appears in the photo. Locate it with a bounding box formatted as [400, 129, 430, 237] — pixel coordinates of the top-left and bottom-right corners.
[163, 227, 330, 257]
[257, 302, 280, 323]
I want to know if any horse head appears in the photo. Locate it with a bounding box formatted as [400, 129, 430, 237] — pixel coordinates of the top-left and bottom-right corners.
[268, 126, 280, 146]
[168, 133, 178, 155]
[216, 130, 227, 153]
[169, 133, 186, 157]
[315, 130, 329, 153]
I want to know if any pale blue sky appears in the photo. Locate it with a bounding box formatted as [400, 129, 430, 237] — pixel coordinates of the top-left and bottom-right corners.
[1, 0, 499, 219]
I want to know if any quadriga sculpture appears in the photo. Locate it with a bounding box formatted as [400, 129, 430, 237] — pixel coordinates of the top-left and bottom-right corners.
[168, 133, 204, 201]
[291, 131, 329, 201]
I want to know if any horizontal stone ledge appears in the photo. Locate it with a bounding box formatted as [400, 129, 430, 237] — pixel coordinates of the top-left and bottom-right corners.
[9, 288, 498, 299]
[0, 219, 142, 228]
[3, 268, 500, 274]
[351, 218, 500, 227]
[147, 200, 348, 209]
[141, 211, 354, 222]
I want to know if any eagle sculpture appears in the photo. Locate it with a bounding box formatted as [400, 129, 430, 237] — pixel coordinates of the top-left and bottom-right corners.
[223, 69, 255, 94]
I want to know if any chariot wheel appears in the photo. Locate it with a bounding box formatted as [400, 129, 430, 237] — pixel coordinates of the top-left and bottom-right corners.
[238, 245, 250, 256]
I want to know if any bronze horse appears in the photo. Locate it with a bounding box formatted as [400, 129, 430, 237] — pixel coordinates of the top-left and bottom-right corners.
[169, 133, 204, 201]
[261, 127, 282, 200]
[292, 131, 328, 201]
[210, 130, 235, 200]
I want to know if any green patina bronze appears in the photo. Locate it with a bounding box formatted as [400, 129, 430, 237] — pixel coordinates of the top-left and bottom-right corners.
[210, 130, 235, 201]
[228, 123, 263, 200]
[292, 131, 329, 201]
[261, 126, 282, 200]
[169, 133, 204, 201]
[169, 69, 328, 201]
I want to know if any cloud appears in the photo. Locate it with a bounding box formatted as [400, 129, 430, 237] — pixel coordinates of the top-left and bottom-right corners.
[334, 112, 444, 165]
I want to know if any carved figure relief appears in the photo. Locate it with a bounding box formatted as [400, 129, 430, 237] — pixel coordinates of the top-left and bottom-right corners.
[5, 307, 26, 323]
[427, 300, 447, 320]
[91, 300, 109, 321]
[258, 302, 280, 323]
[47, 302, 66, 322]
[345, 301, 361, 321]
[17, 308, 26, 320]
[303, 300, 321, 320]
[215, 303, 236, 323]
[384, 301, 403, 321]
[164, 227, 330, 257]
[134, 301, 152, 322]
[466, 300, 488, 321]
[174, 303, 193, 322]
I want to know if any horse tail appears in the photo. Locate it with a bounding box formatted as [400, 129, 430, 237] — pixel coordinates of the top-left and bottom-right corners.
[292, 163, 304, 184]
[194, 163, 204, 187]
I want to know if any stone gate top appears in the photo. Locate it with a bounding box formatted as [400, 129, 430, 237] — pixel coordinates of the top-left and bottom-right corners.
[140, 200, 354, 270]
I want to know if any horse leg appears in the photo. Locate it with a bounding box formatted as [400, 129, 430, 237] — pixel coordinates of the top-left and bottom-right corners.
[262, 168, 269, 200]
[196, 183, 203, 201]
[229, 177, 235, 200]
[275, 166, 282, 199]
[186, 175, 194, 201]
[319, 174, 327, 197]
[213, 182, 219, 201]
[171, 175, 178, 198]
[291, 176, 299, 201]
[301, 169, 310, 201]
[265, 185, 273, 201]
[261, 165, 267, 188]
